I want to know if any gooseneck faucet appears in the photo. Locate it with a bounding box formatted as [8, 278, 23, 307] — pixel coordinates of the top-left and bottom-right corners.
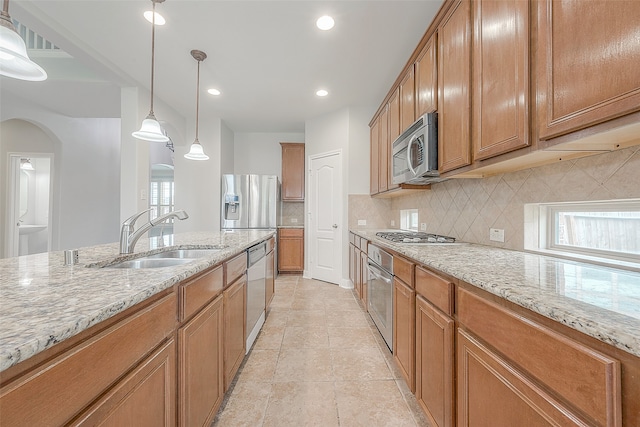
[119, 208, 189, 254]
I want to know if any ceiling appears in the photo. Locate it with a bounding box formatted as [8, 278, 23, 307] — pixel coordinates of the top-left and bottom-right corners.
[3, 0, 444, 133]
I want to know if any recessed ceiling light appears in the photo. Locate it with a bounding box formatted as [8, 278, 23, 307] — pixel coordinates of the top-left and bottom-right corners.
[144, 11, 166, 25]
[316, 15, 334, 31]
[316, 89, 329, 97]
[208, 88, 221, 96]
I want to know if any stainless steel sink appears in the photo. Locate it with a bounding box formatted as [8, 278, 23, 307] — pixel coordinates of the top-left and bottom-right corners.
[103, 248, 223, 269]
[107, 258, 194, 269]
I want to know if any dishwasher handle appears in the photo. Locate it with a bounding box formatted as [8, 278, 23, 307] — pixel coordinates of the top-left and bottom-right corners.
[247, 242, 267, 267]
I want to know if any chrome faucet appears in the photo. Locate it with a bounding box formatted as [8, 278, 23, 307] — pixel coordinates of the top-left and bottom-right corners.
[119, 208, 189, 254]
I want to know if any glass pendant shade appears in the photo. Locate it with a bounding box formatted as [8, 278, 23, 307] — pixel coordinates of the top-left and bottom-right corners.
[20, 159, 34, 170]
[0, 4, 47, 81]
[132, 113, 169, 142]
[184, 140, 209, 161]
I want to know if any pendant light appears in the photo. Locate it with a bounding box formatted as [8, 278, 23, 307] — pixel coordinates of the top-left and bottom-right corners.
[20, 158, 34, 170]
[0, 0, 47, 81]
[132, 0, 169, 143]
[184, 49, 209, 161]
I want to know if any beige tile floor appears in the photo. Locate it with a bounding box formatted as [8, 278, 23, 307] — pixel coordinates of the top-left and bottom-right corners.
[212, 276, 431, 427]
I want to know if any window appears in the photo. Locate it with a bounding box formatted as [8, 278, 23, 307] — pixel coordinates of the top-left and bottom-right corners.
[149, 164, 175, 237]
[525, 199, 640, 269]
[400, 209, 419, 231]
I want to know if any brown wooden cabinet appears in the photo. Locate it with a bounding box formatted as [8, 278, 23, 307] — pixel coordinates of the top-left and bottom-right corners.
[378, 105, 389, 193]
[537, 0, 640, 140]
[178, 294, 224, 427]
[393, 278, 415, 392]
[280, 142, 305, 201]
[438, 0, 471, 173]
[370, 117, 380, 195]
[415, 266, 455, 427]
[472, 0, 530, 161]
[387, 89, 400, 191]
[415, 35, 437, 117]
[278, 228, 304, 273]
[400, 66, 416, 132]
[223, 273, 246, 391]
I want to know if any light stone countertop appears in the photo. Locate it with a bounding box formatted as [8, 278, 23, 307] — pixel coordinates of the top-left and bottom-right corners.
[352, 229, 640, 358]
[0, 230, 275, 373]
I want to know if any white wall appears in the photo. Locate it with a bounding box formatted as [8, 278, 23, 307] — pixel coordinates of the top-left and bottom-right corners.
[234, 132, 305, 178]
[174, 116, 221, 233]
[348, 106, 372, 194]
[305, 107, 370, 284]
[220, 121, 235, 175]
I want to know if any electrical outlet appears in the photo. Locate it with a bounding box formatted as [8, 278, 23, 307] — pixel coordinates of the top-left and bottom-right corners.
[490, 228, 505, 243]
[140, 189, 147, 200]
[390, 220, 395, 226]
[291, 218, 298, 223]
[358, 219, 367, 226]
[420, 223, 427, 231]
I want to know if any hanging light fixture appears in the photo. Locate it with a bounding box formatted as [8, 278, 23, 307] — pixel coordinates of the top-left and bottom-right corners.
[184, 49, 209, 161]
[0, 0, 47, 81]
[20, 158, 34, 170]
[132, 0, 169, 143]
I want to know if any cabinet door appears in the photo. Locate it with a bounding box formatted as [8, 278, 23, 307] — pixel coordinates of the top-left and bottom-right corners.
[360, 250, 368, 309]
[370, 118, 380, 195]
[537, 0, 640, 140]
[280, 143, 305, 201]
[393, 278, 416, 392]
[178, 294, 224, 427]
[224, 275, 246, 390]
[388, 89, 400, 191]
[415, 295, 454, 427]
[266, 249, 275, 309]
[416, 35, 437, 117]
[349, 243, 356, 286]
[400, 66, 416, 132]
[438, 0, 471, 173]
[379, 105, 389, 193]
[278, 229, 304, 272]
[472, 0, 530, 160]
[457, 329, 587, 426]
[74, 339, 175, 427]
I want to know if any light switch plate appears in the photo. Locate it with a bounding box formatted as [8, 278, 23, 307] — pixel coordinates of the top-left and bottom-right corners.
[490, 228, 505, 242]
[358, 219, 367, 226]
[420, 223, 427, 231]
[390, 220, 395, 226]
[291, 218, 298, 223]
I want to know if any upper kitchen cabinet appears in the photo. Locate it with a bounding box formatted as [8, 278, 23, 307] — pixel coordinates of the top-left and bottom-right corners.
[472, 0, 530, 161]
[400, 66, 417, 132]
[379, 105, 390, 193]
[387, 90, 401, 191]
[280, 143, 305, 201]
[370, 118, 380, 195]
[415, 35, 438, 117]
[438, 0, 472, 173]
[537, 0, 640, 141]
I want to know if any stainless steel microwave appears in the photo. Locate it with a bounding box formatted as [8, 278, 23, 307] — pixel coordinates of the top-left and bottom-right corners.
[391, 112, 439, 185]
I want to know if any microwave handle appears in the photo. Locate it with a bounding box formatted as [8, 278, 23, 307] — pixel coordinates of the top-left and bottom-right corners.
[406, 134, 419, 175]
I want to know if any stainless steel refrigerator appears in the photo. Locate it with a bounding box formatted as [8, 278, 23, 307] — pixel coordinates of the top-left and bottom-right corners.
[221, 174, 279, 230]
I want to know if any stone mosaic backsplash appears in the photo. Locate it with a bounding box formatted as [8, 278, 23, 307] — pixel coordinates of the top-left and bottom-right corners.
[280, 201, 304, 226]
[350, 146, 640, 251]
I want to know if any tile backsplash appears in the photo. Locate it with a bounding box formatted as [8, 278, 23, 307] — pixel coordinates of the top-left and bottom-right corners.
[280, 201, 305, 226]
[349, 146, 640, 251]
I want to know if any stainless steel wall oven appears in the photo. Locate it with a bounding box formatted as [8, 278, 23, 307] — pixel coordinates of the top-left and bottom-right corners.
[367, 244, 394, 351]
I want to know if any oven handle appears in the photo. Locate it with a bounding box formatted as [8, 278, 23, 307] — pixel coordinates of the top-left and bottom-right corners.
[367, 263, 392, 284]
[406, 133, 419, 175]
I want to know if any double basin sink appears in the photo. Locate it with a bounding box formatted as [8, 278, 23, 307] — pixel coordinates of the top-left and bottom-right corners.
[103, 249, 223, 269]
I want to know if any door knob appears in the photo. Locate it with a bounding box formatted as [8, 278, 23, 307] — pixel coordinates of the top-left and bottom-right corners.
[332, 224, 338, 228]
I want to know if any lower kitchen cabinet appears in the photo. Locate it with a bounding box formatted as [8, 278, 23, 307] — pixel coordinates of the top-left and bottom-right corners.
[266, 242, 275, 309]
[223, 273, 246, 391]
[278, 228, 304, 273]
[178, 294, 224, 427]
[393, 278, 415, 392]
[416, 294, 455, 427]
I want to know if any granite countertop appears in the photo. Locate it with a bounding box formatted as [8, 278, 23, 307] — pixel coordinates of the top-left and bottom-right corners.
[352, 229, 640, 358]
[0, 230, 275, 373]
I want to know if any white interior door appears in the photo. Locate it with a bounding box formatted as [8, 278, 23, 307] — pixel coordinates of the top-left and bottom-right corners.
[308, 151, 343, 284]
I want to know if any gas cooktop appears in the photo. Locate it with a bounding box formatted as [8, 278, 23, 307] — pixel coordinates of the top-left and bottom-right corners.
[375, 231, 456, 244]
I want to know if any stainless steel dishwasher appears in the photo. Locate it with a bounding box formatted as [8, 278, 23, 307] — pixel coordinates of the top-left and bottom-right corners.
[246, 241, 267, 353]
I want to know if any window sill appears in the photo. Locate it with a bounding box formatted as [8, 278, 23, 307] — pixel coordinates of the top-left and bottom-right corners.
[525, 247, 640, 273]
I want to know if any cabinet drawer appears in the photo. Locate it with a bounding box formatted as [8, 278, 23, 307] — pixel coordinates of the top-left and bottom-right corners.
[394, 256, 414, 288]
[0, 293, 176, 427]
[458, 288, 621, 426]
[279, 228, 303, 238]
[224, 252, 247, 286]
[359, 237, 368, 252]
[180, 266, 223, 321]
[266, 237, 275, 253]
[415, 266, 453, 315]
[349, 232, 355, 245]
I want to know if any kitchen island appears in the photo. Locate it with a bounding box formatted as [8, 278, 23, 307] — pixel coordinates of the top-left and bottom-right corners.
[352, 229, 640, 426]
[0, 229, 274, 426]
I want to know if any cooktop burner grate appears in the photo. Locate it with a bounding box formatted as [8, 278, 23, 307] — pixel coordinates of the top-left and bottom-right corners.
[375, 231, 456, 244]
